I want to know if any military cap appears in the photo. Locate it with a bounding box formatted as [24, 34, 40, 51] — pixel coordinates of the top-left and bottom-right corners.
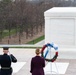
[3, 47, 9, 50]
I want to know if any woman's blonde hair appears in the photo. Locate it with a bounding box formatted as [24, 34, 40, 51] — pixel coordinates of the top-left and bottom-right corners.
[35, 48, 41, 55]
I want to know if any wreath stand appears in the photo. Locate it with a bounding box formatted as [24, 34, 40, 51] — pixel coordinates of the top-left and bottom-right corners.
[41, 43, 59, 75]
[45, 47, 59, 75]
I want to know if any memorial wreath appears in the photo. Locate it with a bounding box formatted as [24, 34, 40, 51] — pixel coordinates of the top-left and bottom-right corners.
[41, 43, 58, 62]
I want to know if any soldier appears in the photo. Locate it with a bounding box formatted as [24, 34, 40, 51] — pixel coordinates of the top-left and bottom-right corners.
[0, 47, 17, 75]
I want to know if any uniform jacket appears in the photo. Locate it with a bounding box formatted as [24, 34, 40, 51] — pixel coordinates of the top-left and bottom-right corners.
[0, 54, 17, 75]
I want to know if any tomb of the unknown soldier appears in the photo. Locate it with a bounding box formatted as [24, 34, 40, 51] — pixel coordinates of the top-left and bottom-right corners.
[44, 7, 76, 47]
[41, 7, 76, 75]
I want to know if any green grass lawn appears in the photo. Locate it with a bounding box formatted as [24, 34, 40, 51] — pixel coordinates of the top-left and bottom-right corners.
[0, 35, 44, 48]
[0, 30, 44, 48]
[2, 29, 17, 38]
[26, 35, 44, 44]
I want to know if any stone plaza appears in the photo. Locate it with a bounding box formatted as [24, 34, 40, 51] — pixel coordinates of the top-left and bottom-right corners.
[0, 42, 76, 75]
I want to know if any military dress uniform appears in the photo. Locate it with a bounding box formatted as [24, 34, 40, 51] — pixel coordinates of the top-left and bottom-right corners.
[0, 47, 17, 75]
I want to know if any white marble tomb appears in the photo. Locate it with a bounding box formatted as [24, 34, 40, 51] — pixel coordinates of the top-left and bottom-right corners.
[44, 7, 76, 47]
